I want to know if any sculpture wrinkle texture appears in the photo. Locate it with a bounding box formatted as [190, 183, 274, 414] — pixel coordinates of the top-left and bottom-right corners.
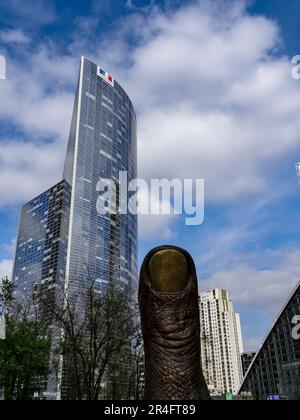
[139, 246, 211, 401]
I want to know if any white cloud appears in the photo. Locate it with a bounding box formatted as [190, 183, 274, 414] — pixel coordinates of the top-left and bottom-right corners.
[1, 238, 16, 255]
[0, 140, 65, 207]
[139, 214, 177, 240]
[0, 29, 31, 45]
[200, 250, 300, 315]
[199, 249, 300, 350]
[135, 184, 178, 240]
[244, 337, 261, 352]
[118, 2, 300, 204]
[0, 259, 13, 280]
[0, 48, 76, 207]
[0, 50, 75, 139]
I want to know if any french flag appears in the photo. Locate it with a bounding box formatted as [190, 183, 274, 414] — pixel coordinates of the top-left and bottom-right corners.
[97, 66, 114, 87]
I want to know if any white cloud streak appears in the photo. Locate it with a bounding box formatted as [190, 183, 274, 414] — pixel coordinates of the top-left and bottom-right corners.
[201, 250, 300, 315]
[0, 259, 13, 279]
[0, 29, 31, 45]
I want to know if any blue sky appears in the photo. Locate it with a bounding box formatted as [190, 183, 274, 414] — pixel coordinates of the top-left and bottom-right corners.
[1, 0, 300, 351]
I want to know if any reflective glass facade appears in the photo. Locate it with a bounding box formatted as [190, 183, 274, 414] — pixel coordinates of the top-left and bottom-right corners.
[12, 58, 138, 399]
[241, 352, 256, 377]
[13, 57, 137, 299]
[13, 180, 71, 297]
[63, 57, 138, 296]
[239, 283, 300, 400]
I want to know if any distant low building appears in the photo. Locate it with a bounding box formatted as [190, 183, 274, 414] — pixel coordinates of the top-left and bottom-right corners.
[239, 282, 300, 400]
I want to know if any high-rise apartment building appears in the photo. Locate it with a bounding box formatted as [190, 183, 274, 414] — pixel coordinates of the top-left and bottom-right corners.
[199, 289, 244, 396]
[12, 57, 138, 399]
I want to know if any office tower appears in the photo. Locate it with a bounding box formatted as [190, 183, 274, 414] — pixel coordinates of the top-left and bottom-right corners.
[239, 282, 300, 400]
[12, 180, 71, 399]
[63, 57, 137, 296]
[241, 352, 256, 377]
[199, 289, 244, 396]
[12, 57, 138, 399]
[12, 181, 71, 298]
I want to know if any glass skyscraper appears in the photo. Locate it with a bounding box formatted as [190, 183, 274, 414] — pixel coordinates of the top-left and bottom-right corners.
[12, 57, 138, 399]
[63, 57, 137, 296]
[13, 180, 71, 297]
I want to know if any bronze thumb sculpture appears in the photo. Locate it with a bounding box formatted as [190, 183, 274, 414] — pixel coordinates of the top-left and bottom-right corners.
[139, 246, 211, 400]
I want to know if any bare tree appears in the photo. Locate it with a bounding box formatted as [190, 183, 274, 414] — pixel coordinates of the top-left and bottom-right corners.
[105, 328, 145, 400]
[39, 280, 137, 400]
[129, 331, 145, 400]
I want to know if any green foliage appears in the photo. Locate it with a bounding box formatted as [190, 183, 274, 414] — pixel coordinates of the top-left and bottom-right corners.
[0, 277, 14, 307]
[0, 278, 51, 400]
[0, 318, 50, 400]
[0, 277, 142, 400]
